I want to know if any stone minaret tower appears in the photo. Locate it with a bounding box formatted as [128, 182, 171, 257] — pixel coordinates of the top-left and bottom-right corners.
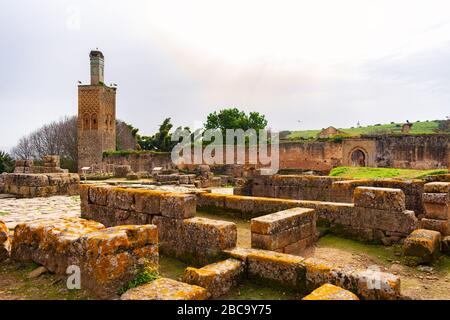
[77, 50, 116, 172]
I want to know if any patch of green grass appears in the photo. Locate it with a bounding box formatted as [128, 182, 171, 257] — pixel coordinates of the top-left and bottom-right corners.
[222, 280, 299, 300]
[118, 265, 159, 295]
[329, 166, 448, 179]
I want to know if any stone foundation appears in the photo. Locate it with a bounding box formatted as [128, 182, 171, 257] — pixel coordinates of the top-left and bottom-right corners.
[80, 185, 237, 264]
[10, 217, 159, 299]
[223, 247, 401, 300]
[2, 173, 79, 198]
[251, 208, 317, 254]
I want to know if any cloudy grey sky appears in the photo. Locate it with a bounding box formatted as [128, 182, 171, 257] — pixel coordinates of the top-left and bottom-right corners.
[1, 0, 450, 151]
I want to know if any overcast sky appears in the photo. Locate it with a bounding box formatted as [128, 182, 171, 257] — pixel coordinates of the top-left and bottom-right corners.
[1, 0, 450, 151]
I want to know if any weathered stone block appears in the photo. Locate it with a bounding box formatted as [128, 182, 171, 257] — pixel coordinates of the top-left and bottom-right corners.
[183, 259, 245, 298]
[283, 237, 315, 255]
[350, 269, 400, 300]
[302, 283, 359, 300]
[0, 220, 10, 262]
[354, 187, 406, 212]
[251, 208, 315, 235]
[120, 278, 207, 300]
[107, 188, 135, 211]
[88, 185, 112, 206]
[160, 193, 196, 219]
[423, 201, 449, 220]
[403, 229, 441, 264]
[420, 218, 449, 236]
[196, 193, 227, 210]
[134, 189, 167, 215]
[247, 249, 306, 290]
[11, 218, 159, 299]
[424, 182, 450, 194]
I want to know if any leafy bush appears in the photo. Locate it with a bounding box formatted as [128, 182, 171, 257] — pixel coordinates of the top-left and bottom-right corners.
[117, 266, 159, 295]
[0, 151, 14, 173]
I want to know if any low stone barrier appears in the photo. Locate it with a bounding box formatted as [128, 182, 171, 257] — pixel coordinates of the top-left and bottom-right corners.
[0, 220, 10, 262]
[10, 217, 159, 299]
[302, 283, 359, 300]
[250, 208, 317, 254]
[421, 182, 450, 236]
[183, 258, 245, 298]
[2, 173, 79, 197]
[120, 278, 207, 300]
[251, 175, 343, 201]
[80, 185, 237, 264]
[198, 188, 418, 244]
[223, 247, 401, 300]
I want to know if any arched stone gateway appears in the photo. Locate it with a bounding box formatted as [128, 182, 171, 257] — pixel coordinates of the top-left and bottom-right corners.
[350, 148, 367, 167]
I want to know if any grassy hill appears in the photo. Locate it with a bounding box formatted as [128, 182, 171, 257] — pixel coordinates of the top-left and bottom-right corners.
[286, 120, 445, 140]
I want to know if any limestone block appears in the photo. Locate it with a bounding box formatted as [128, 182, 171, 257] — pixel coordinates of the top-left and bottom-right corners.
[224, 195, 255, 215]
[246, 249, 306, 290]
[420, 218, 449, 236]
[196, 193, 227, 210]
[354, 208, 418, 235]
[251, 208, 315, 235]
[403, 229, 441, 263]
[11, 218, 159, 299]
[120, 278, 207, 300]
[442, 236, 450, 255]
[353, 187, 406, 212]
[134, 189, 167, 215]
[302, 283, 359, 300]
[107, 188, 135, 211]
[88, 185, 112, 206]
[0, 220, 11, 262]
[422, 193, 449, 220]
[160, 193, 196, 219]
[11, 218, 105, 273]
[350, 269, 400, 300]
[183, 217, 237, 260]
[183, 259, 245, 298]
[222, 247, 262, 262]
[424, 182, 450, 194]
[283, 237, 315, 255]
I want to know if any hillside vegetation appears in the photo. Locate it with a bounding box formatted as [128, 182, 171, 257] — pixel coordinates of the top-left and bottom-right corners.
[287, 120, 445, 140]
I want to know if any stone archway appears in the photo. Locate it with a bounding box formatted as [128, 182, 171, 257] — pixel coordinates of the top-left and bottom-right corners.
[350, 148, 367, 167]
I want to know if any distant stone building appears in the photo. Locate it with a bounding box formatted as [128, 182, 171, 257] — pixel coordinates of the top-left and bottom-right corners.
[317, 126, 346, 139]
[77, 50, 116, 172]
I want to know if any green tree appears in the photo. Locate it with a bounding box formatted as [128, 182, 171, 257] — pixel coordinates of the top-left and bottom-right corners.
[204, 108, 267, 132]
[137, 118, 180, 152]
[0, 151, 14, 173]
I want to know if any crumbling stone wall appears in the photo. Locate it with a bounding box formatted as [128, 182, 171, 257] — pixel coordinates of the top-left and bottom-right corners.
[249, 175, 426, 216]
[197, 188, 418, 244]
[2, 173, 79, 197]
[80, 185, 237, 264]
[10, 217, 158, 299]
[14, 156, 68, 174]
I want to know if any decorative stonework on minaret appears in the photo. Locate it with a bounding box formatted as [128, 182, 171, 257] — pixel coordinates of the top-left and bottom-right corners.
[77, 50, 116, 172]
